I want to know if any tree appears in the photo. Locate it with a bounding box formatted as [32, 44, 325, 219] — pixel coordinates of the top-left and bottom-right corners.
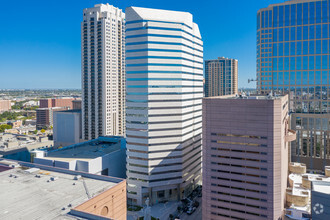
[41, 129, 46, 133]
[0, 124, 12, 132]
[33, 130, 38, 134]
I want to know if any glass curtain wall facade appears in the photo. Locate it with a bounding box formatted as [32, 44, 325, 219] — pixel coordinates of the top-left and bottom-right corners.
[257, 0, 330, 170]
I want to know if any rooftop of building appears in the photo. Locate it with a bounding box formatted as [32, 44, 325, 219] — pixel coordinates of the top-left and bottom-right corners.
[41, 136, 123, 162]
[204, 93, 286, 100]
[0, 159, 123, 219]
[0, 133, 52, 153]
[312, 181, 330, 194]
[258, 0, 316, 12]
[205, 57, 238, 61]
[55, 109, 81, 114]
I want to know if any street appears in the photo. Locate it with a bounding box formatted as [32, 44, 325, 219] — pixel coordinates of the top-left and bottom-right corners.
[180, 196, 202, 220]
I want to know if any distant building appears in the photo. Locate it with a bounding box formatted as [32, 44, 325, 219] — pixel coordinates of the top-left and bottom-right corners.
[7, 120, 22, 128]
[53, 110, 82, 148]
[202, 94, 296, 219]
[0, 100, 11, 113]
[0, 133, 53, 162]
[33, 136, 126, 178]
[82, 4, 126, 140]
[72, 99, 82, 110]
[204, 57, 238, 97]
[126, 6, 203, 206]
[36, 107, 68, 129]
[39, 98, 75, 109]
[0, 159, 126, 220]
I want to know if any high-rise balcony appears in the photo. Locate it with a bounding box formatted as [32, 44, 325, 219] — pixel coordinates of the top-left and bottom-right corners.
[285, 129, 296, 142]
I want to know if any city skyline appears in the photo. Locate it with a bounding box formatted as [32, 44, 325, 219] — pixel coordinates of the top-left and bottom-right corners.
[0, 0, 287, 89]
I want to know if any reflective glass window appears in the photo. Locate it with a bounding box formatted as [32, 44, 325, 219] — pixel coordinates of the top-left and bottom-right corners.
[273, 43, 278, 56]
[296, 56, 302, 70]
[285, 57, 290, 70]
[279, 6, 284, 27]
[309, 2, 315, 24]
[273, 58, 278, 71]
[279, 43, 284, 56]
[309, 41, 315, 54]
[291, 4, 296, 26]
[290, 42, 296, 55]
[309, 71, 314, 84]
[322, 55, 328, 69]
[269, 10, 272, 27]
[303, 56, 308, 70]
[285, 42, 290, 56]
[316, 40, 321, 54]
[273, 6, 278, 27]
[322, 40, 328, 54]
[273, 28, 278, 42]
[290, 57, 296, 70]
[279, 58, 283, 70]
[303, 3, 309, 24]
[285, 5, 290, 26]
[265, 10, 269, 28]
[303, 41, 309, 55]
[315, 71, 321, 84]
[279, 28, 283, 42]
[309, 25, 315, 39]
[322, 1, 328, 23]
[296, 72, 302, 85]
[291, 27, 296, 41]
[322, 71, 328, 85]
[297, 3, 303, 25]
[257, 13, 261, 30]
[316, 25, 321, 39]
[284, 72, 289, 85]
[315, 56, 321, 70]
[303, 26, 308, 40]
[285, 28, 290, 41]
[290, 72, 295, 84]
[262, 11, 265, 28]
[322, 24, 328, 38]
[297, 26, 302, 40]
[309, 56, 314, 70]
[297, 42, 302, 55]
[302, 71, 308, 84]
[315, 1, 321, 23]
[278, 72, 283, 85]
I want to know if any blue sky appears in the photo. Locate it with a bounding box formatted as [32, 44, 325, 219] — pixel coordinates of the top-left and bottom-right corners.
[0, 0, 285, 89]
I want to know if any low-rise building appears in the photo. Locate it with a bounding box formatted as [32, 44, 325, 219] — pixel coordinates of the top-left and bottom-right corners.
[33, 136, 126, 178]
[0, 159, 126, 220]
[39, 98, 75, 109]
[7, 120, 22, 128]
[36, 107, 68, 129]
[0, 133, 53, 162]
[285, 163, 330, 220]
[72, 99, 82, 110]
[53, 110, 81, 148]
[0, 100, 11, 113]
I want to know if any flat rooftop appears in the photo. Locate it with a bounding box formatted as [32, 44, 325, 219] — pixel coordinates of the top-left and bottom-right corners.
[313, 181, 330, 195]
[0, 159, 119, 219]
[44, 137, 122, 162]
[204, 94, 286, 100]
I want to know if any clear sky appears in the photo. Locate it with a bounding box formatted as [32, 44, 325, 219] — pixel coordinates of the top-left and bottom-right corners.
[0, 0, 286, 89]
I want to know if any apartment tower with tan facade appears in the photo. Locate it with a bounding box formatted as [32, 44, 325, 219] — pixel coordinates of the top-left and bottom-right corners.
[82, 4, 125, 140]
[204, 57, 238, 97]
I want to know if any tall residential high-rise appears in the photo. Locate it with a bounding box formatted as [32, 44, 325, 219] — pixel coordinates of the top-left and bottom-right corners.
[205, 57, 238, 97]
[257, 0, 330, 170]
[81, 4, 125, 140]
[125, 6, 203, 206]
[202, 94, 296, 220]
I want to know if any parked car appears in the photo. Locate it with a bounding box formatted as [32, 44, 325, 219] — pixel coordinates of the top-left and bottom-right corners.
[187, 206, 196, 215]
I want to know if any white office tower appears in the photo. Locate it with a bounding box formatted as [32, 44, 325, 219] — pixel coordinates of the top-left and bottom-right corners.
[82, 4, 125, 140]
[125, 7, 203, 206]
